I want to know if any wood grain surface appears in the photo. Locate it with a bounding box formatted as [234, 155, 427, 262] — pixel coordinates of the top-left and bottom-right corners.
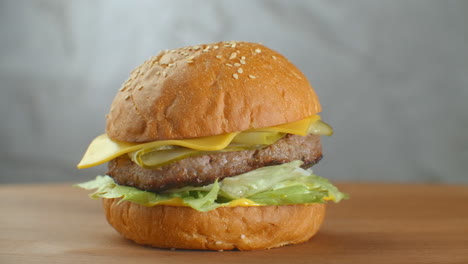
[1, 183, 467, 264]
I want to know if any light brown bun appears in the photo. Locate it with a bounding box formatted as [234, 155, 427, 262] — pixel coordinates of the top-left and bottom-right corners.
[106, 41, 321, 142]
[103, 198, 326, 251]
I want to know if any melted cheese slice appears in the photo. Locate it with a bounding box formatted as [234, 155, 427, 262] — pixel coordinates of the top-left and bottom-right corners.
[248, 115, 317, 136]
[77, 115, 320, 169]
[226, 198, 261, 207]
[77, 133, 238, 169]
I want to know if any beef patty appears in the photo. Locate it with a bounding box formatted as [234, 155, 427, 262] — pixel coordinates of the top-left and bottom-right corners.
[107, 134, 322, 192]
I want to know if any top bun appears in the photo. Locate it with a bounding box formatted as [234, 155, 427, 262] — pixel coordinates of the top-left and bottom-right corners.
[106, 41, 321, 142]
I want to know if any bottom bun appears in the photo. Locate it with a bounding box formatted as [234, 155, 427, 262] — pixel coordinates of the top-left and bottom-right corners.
[102, 198, 326, 251]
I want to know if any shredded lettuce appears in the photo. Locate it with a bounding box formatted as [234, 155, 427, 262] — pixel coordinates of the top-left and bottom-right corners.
[75, 160, 347, 212]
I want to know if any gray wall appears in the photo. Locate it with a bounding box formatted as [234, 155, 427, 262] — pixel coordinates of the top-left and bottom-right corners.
[1, 0, 467, 184]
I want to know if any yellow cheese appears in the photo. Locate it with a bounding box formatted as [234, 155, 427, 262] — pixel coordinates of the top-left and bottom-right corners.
[147, 197, 261, 207]
[252, 115, 320, 136]
[226, 198, 261, 207]
[78, 132, 239, 169]
[77, 115, 320, 169]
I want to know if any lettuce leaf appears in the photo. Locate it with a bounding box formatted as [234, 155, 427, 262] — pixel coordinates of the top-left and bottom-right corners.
[217, 160, 311, 199]
[247, 185, 327, 205]
[75, 160, 347, 212]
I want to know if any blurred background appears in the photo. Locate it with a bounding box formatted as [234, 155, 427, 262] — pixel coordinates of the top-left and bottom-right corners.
[1, 0, 467, 184]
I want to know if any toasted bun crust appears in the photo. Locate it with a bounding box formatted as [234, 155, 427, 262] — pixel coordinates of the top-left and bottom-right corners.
[106, 41, 321, 142]
[103, 198, 326, 251]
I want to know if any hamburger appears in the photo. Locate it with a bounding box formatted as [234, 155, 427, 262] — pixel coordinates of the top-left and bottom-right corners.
[76, 41, 347, 251]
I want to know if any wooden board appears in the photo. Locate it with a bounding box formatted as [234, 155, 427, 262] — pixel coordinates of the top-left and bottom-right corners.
[1, 183, 467, 263]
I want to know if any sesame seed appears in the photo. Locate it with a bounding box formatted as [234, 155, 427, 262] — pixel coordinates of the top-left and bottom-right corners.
[241, 234, 246, 239]
[249, 75, 256, 79]
[214, 45, 219, 49]
[215, 241, 222, 245]
[229, 52, 237, 59]
[255, 48, 261, 53]
[241, 56, 246, 60]
[170, 50, 176, 53]
[138, 85, 144, 90]
[231, 43, 237, 48]
[168, 63, 174, 67]
[240, 59, 246, 64]
[233, 73, 239, 79]
[192, 45, 200, 50]
[236, 50, 240, 53]
[216, 55, 222, 59]
[125, 95, 130, 100]
[234, 63, 241, 67]
[163, 71, 167, 77]
[187, 55, 195, 63]
[272, 55, 277, 60]
[237, 68, 243, 73]
[226, 63, 233, 67]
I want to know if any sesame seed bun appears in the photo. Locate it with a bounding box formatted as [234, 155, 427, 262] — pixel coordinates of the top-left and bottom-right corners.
[106, 41, 321, 142]
[103, 198, 326, 251]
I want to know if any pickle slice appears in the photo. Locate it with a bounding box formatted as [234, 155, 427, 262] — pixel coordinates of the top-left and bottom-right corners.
[130, 147, 200, 169]
[308, 120, 334, 136]
[231, 131, 285, 145]
[130, 144, 265, 169]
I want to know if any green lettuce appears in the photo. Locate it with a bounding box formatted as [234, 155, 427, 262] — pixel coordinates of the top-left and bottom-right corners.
[75, 160, 347, 212]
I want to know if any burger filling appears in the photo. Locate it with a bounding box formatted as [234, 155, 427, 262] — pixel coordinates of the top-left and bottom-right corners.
[77, 160, 346, 212]
[108, 134, 322, 191]
[76, 115, 347, 212]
